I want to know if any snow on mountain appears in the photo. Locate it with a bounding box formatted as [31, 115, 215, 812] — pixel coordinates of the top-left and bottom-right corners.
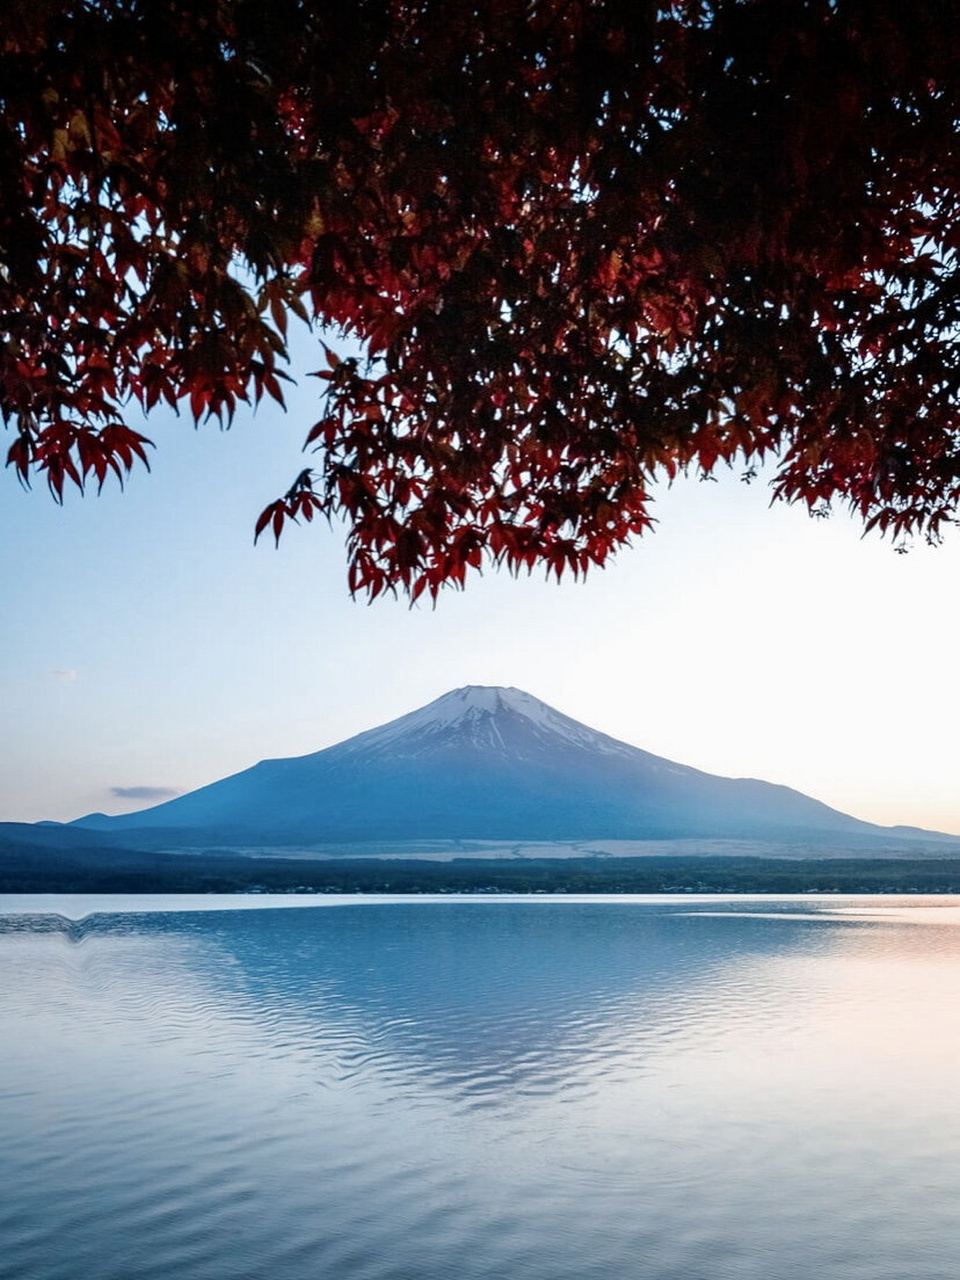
[333, 686, 648, 761]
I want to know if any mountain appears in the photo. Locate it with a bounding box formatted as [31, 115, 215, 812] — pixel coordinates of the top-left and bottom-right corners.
[68, 685, 955, 851]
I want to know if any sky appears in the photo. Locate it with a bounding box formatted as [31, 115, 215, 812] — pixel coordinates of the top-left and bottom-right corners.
[3, 340, 959, 835]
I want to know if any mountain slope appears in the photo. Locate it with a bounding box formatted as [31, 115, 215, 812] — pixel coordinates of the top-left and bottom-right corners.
[69, 686, 939, 848]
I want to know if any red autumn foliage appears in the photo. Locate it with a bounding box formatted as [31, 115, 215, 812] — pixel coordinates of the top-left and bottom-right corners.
[3, 1, 960, 598]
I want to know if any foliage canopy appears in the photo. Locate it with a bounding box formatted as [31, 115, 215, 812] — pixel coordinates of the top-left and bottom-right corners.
[3, 1, 960, 596]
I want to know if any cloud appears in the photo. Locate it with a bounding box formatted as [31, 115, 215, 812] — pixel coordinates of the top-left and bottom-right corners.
[52, 669, 78, 681]
[110, 785, 181, 801]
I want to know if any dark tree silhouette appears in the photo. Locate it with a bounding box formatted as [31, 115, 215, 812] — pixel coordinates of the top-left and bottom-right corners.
[3, 1, 959, 597]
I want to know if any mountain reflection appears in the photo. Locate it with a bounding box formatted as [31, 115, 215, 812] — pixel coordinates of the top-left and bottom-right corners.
[3, 902, 850, 1101]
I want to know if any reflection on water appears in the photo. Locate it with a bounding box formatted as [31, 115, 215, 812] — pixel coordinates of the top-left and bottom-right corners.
[1, 897, 959, 1280]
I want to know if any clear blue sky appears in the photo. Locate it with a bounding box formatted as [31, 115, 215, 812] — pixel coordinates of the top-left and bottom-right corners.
[3, 347, 959, 834]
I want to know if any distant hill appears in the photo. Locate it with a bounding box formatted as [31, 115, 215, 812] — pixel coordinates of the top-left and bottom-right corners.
[64, 685, 957, 854]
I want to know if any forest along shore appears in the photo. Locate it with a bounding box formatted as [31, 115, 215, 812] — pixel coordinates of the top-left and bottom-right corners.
[3, 848, 960, 895]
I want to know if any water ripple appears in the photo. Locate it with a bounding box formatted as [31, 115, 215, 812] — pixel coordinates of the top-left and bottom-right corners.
[2, 898, 960, 1280]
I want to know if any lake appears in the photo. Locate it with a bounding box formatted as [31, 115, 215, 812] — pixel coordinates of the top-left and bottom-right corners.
[2, 894, 959, 1280]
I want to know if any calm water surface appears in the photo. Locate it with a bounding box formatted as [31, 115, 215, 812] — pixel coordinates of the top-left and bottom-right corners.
[1, 894, 959, 1280]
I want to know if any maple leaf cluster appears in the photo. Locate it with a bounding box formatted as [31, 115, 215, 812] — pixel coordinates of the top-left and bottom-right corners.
[3, 0, 960, 598]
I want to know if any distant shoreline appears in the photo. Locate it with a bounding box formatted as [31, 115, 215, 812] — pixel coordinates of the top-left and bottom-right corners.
[4, 853, 960, 896]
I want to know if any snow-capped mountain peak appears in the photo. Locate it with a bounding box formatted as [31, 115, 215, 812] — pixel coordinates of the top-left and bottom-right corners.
[332, 685, 640, 761]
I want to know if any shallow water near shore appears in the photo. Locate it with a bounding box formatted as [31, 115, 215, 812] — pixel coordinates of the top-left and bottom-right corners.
[2, 894, 959, 1280]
